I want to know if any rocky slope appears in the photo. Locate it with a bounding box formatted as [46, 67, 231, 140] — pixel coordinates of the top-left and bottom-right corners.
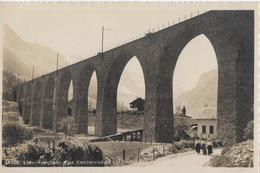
[210, 140, 253, 167]
[3, 25, 68, 78]
[175, 69, 217, 118]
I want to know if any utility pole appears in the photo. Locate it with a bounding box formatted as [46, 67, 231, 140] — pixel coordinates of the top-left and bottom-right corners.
[56, 52, 59, 72]
[101, 26, 104, 53]
[100, 26, 112, 54]
[32, 65, 34, 80]
[53, 52, 59, 132]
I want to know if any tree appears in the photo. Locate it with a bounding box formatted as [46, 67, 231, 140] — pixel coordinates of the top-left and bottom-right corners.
[174, 123, 191, 141]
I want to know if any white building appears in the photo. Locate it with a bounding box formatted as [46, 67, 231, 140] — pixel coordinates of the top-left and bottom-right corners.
[190, 118, 217, 139]
[189, 105, 217, 139]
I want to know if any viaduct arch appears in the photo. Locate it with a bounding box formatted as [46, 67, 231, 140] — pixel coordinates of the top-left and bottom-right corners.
[12, 11, 254, 145]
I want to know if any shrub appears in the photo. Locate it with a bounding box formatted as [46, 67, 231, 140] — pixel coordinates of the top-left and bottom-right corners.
[169, 144, 179, 154]
[214, 139, 223, 147]
[210, 140, 253, 167]
[174, 141, 184, 150]
[210, 155, 232, 167]
[243, 120, 253, 140]
[3, 122, 33, 147]
[181, 140, 194, 148]
[212, 141, 218, 148]
[3, 141, 105, 167]
[2, 112, 23, 124]
[221, 147, 231, 155]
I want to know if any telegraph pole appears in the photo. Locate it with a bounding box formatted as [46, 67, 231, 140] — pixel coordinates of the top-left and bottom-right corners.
[100, 26, 111, 54]
[32, 65, 34, 80]
[101, 26, 104, 53]
[56, 52, 59, 71]
[53, 52, 59, 132]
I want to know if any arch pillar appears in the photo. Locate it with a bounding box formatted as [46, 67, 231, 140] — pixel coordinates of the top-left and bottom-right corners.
[40, 78, 55, 130]
[39, 90, 45, 128]
[72, 79, 89, 134]
[30, 82, 43, 126]
[52, 71, 72, 132]
[94, 75, 117, 136]
[16, 86, 25, 116]
[214, 40, 254, 145]
[142, 52, 174, 143]
[53, 81, 68, 132]
[22, 85, 32, 124]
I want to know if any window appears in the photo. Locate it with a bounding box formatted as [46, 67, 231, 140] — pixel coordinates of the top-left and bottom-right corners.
[210, 125, 214, 134]
[202, 125, 206, 134]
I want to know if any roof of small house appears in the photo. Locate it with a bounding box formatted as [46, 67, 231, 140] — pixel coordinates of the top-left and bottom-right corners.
[130, 97, 144, 104]
[196, 106, 217, 119]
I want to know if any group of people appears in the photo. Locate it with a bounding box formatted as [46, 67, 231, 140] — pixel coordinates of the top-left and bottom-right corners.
[194, 138, 213, 155]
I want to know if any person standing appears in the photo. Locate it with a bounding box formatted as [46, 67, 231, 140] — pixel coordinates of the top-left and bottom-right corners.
[181, 105, 186, 115]
[195, 138, 201, 154]
[207, 139, 213, 155]
[201, 139, 207, 155]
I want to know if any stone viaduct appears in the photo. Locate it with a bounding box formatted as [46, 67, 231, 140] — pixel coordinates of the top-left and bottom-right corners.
[12, 11, 254, 144]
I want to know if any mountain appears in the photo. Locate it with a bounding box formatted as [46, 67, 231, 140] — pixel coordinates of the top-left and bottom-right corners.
[2, 25, 138, 110]
[3, 25, 68, 79]
[175, 69, 217, 119]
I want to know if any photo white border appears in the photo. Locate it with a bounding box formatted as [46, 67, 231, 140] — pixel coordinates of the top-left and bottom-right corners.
[0, 1, 259, 173]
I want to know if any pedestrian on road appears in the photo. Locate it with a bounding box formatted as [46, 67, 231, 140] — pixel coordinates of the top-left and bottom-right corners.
[195, 138, 201, 154]
[207, 139, 213, 155]
[201, 139, 207, 155]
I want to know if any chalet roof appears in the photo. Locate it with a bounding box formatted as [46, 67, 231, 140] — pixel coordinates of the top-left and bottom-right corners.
[130, 97, 144, 104]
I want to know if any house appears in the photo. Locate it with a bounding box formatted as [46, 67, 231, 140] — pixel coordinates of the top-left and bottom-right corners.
[173, 104, 218, 139]
[189, 105, 217, 139]
[129, 97, 144, 111]
[189, 118, 217, 139]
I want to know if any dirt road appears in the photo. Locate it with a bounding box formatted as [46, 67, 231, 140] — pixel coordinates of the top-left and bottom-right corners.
[129, 148, 222, 167]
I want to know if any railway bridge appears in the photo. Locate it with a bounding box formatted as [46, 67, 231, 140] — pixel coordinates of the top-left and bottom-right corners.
[12, 10, 254, 144]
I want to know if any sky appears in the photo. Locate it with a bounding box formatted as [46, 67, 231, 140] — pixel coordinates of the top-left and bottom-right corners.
[0, 2, 256, 108]
[0, 2, 255, 62]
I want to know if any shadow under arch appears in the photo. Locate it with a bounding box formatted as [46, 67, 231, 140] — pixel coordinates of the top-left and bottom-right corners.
[41, 76, 55, 130]
[31, 81, 43, 126]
